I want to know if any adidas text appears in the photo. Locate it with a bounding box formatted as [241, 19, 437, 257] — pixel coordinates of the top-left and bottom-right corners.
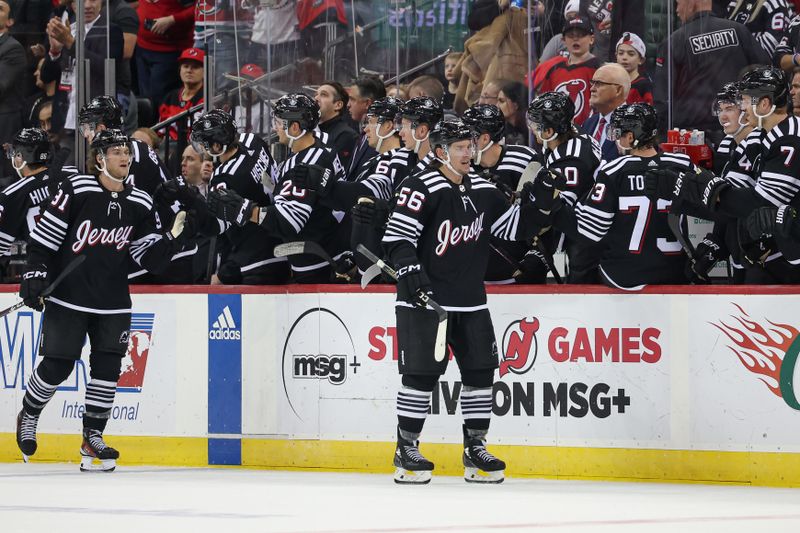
[209, 329, 241, 340]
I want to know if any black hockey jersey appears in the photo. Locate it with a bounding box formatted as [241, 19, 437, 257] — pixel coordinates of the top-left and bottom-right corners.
[0, 170, 55, 256]
[755, 116, 800, 207]
[27, 174, 179, 313]
[714, 135, 737, 176]
[473, 144, 540, 196]
[382, 168, 540, 309]
[555, 153, 693, 290]
[127, 139, 170, 196]
[726, 0, 790, 57]
[721, 129, 762, 189]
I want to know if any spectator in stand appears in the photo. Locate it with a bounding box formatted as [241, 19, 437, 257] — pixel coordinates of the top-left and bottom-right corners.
[136, 0, 194, 111]
[582, 63, 630, 162]
[131, 127, 161, 149]
[539, 0, 579, 63]
[386, 84, 408, 100]
[497, 80, 528, 145]
[37, 101, 52, 133]
[0, 0, 25, 182]
[791, 68, 800, 116]
[443, 51, 462, 111]
[315, 81, 358, 168]
[408, 75, 457, 120]
[108, 0, 139, 133]
[233, 63, 268, 133]
[250, 0, 300, 71]
[479, 79, 503, 105]
[615, 32, 653, 105]
[347, 76, 385, 178]
[158, 47, 205, 141]
[468, 0, 545, 32]
[194, 0, 253, 89]
[532, 15, 602, 126]
[25, 57, 55, 128]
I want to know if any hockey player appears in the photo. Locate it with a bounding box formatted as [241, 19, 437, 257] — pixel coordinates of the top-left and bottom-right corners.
[396, 96, 444, 178]
[540, 103, 690, 290]
[381, 120, 546, 484]
[526, 92, 603, 283]
[15, 130, 194, 472]
[207, 94, 352, 283]
[189, 109, 288, 284]
[725, 0, 791, 58]
[461, 103, 544, 284]
[664, 67, 800, 283]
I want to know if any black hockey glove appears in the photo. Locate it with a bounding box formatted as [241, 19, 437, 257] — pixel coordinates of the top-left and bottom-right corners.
[164, 211, 198, 248]
[686, 233, 725, 283]
[207, 188, 255, 227]
[477, 170, 515, 200]
[529, 167, 563, 212]
[352, 196, 390, 228]
[514, 248, 548, 284]
[675, 167, 729, 212]
[216, 260, 243, 285]
[332, 250, 356, 283]
[644, 168, 681, 200]
[20, 264, 48, 312]
[744, 205, 799, 242]
[395, 262, 433, 308]
[292, 163, 335, 198]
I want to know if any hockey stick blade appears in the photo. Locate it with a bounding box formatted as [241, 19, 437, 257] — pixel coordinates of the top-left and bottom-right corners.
[356, 244, 448, 362]
[667, 213, 696, 256]
[0, 254, 86, 319]
[360, 263, 383, 289]
[274, 241, 352, 282]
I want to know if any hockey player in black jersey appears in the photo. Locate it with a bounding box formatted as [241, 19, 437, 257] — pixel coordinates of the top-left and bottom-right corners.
[0, 129, 56, 269]
[396, 96, 443, 176]
[540, 103, 690, 290]
[208, 93, 353, 283]
[527, 92, 603, 283]
[190, 109, 289, 284]
[725, 0, 790, 58]
[381, 121, 546, 484]
[664, 67, 800, 283]
[462, 103, 543, 284]
[15, 130, 193, 472]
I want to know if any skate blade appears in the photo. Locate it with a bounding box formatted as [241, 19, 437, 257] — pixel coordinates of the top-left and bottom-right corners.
[393, 467, 432, 484]
[80, 455, 116, 473]
[21, 453, 30, 464]
[464, 467, 504, 484]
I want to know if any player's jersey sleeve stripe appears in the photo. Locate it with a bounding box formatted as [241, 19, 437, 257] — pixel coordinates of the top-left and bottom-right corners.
[490, 204, 520, 240]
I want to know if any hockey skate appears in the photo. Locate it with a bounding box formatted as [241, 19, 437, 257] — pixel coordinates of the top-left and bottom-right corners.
[80, 429, 119, 472]
[16, 409, 39, 462]
[393, 428, 434, 484]
[462, 426, 505, 484]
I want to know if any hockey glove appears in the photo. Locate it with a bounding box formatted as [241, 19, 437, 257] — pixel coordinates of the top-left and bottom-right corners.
[352, 196, 390, 228]
[514, 248, 548, 284]
[686, 233, 725, 283]
[644, 168, 681, 200]
[292, 163, 335, 198]
[744, 205, 799, 242]
[395, 262, 433, 309]
[529, 167, 562, 212]
[20, 264, 48, 312]
[675, 167, 729, 213]
[207, 188, 255, 227]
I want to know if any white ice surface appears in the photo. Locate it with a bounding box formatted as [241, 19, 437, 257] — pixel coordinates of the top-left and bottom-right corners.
[1, 464, 799, 532]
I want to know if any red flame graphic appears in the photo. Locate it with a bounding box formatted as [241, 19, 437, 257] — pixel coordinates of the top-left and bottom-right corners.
[711, 304, 799, 397]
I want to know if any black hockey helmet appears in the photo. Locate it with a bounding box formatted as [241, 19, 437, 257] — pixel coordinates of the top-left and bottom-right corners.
[608, 103, 659, 148]
[78, 96, 123, 128]
[738, 66, 788, 108]
[272, 93, 320, 131]
[366, 96, 403, 123]
[712, 81, 743, 116]
[190, 110, 237, 150]
[8, 128, 51, 166]
[397, 96, 443, 127]
[462, 104, 505, 142]
[526, 92, 574, 135]
[90, 129, 130, 154]
[428, 120, 473, 152]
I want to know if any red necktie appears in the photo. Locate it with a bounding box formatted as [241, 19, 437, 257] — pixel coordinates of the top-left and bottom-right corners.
[594, 117, 606, 142]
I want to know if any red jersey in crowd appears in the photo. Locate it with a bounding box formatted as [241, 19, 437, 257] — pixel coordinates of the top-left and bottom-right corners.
[296, 0, 347, 30]
[531, 55, 602, 126]
[159, 89, 204, 140]
[627, 74, 654, 105]
[137, 0, 195, 53]
[194, 0, 253, 41]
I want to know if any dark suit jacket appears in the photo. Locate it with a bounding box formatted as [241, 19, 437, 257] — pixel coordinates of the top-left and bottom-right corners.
[346, 133, 377, 180]
[41, 12, 124, 133]
[581, 113, 619, 163]
[0, 32, 26, 134]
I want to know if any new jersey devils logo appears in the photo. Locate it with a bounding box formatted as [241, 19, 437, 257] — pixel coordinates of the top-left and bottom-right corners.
[555, 79, 588, 120]
[499, 317, 539, 377]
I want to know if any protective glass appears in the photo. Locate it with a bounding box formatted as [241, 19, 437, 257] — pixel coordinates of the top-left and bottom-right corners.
[606, 127, 625, 142]
[712, 100, 737, 117]
[79, 122, 98, 139]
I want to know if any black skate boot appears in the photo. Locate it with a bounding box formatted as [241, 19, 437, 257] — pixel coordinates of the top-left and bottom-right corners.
[462, 425, 505, 484]
[16, 409, 39, 461]
[393, 427, 434, 484]
[80, 428, 120, 472]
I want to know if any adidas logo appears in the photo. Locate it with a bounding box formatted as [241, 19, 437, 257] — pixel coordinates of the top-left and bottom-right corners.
[209, 306, 241, 340]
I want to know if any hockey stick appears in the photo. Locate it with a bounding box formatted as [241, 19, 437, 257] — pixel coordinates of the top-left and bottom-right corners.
[356, 244, 448, 362]
[360, 263, 384, 288]
[0, 255, 86, 319]
[273, 241, 352, 282]
[668, 213, 696, 256]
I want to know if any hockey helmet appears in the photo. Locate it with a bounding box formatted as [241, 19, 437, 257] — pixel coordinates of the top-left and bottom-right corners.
[526, 92, 574, 136]
[712, 81, 743, 116]
[397, 96, 443, 128]
[428, 120, 473, 152]
[271, 93, 320, 131]
[7, 128, 51, 167]
[366, 96, 403, 124]
[462, 104, 505, 142]
[738, 66, 788, 108]
[607, 103, 659, 148]
[90, 129, 130, 154]
[79, 96, 124, 129]
[190, 110, 237, 151]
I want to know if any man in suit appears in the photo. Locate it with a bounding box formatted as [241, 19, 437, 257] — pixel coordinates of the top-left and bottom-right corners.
[581, 63, 630, 163]
[346, 76, 385, 180]
[0, 0, 26, 183]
